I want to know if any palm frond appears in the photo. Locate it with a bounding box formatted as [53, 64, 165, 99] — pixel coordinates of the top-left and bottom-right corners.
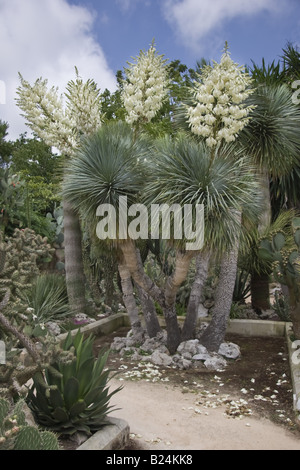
[239, 84, 300, 177]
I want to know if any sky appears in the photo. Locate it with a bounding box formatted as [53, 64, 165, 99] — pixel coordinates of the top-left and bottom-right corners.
[1, 0, 300, 140]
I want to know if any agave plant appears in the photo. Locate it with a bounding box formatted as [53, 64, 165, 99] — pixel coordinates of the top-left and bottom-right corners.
[26, 330, 122, 436]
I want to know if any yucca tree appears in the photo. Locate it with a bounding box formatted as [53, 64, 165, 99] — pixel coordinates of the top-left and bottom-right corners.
[238, 84, 300, 311]
[62, 121, 150, 338]
[63, 123, 261, 353]
[16, 70, 103, 313]
[140, 133, 261, 350]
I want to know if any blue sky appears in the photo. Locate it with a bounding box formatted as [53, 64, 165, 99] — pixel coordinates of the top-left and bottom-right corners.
[1, 0, 300, 139]
[72, 0, 300, 73]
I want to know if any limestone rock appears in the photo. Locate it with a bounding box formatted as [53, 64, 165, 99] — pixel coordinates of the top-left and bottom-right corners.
[218, 342, 241, 359]
[151, 350, 173, 367]
[204, 356, 227, 371]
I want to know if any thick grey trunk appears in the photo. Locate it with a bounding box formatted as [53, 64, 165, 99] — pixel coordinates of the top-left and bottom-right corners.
[118, 262, 144, 337]
[63, 199, 86, 313]
[135, 284, 161, 338]
[121, 240, 196, 354]
[163, 250, 196, 353]
[181, 250, 211, 341]
[200, 212, 241, 352]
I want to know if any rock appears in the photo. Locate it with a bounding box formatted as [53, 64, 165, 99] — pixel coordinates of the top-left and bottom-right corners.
[111, 337, 127, 352]
[182, 352, 192, 360]
[192, 344, 211, 361]
[260, 309, 274, 319]
[150, 350, 173, 367]
[46, 321, 61, 336]
[176, 358, 192, 370]
[204, 356, 227, 371]
[177, 339, 200, 356]
[197, 303, 208, 318]
[218, 342, 241, 359]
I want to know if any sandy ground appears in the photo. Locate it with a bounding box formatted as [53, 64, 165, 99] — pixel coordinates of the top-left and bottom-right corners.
[110, 379, 300, 451]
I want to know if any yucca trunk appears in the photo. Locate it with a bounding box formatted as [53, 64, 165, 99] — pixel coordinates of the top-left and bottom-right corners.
[121, 240, 195, 354]
[118, 262, 144, 338]
[200, 211, 241, 352]
[63, 200, 86, 313]
[181, 250, 211, 341]
[135, 284, 161, 338]
[163, 250, 196, 353]
[199, 242, 240, 351]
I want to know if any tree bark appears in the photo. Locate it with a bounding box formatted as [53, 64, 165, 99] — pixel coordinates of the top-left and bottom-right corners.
[121, 240, 196, 354]
[63, 199, 86, 313]
[163, 250, 196, 353]
[199, 212, 241, 352]
[181, 250, 211, 341]
[118, 262, 144, 338]
[135, 284, 161, 338]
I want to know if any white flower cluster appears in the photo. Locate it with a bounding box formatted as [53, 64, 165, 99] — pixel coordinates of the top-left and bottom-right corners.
[121, 43, 169, 125]
[187, 50, 254, 147]
[16, 71, 102, 157]
[65, 69, 102, 137]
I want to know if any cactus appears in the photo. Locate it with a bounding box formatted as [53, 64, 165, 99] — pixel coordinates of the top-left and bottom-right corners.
[259, 217, 300, 337]
[0, 397, 60, 450]
[14, 426, 59, 450]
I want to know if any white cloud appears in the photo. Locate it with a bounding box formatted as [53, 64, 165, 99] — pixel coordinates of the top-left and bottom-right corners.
[0, 0, 117, 140]
[162, 0, 284, 53]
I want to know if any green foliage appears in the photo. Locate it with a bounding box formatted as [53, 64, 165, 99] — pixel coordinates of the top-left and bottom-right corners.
[239, 84, 300, 177]
[0, 170, 25, 235]
[0, 121, 14, 168]
[0, 228, 54, 321]
[20, 274, 72, 327]
[233, 269, 251, 304]
[0, 397, 60, 450]
[273, 291, 291, 322]
[258, 217, 300, 299]
[10, 135, 62, 184]
[27, 330, 122, 436]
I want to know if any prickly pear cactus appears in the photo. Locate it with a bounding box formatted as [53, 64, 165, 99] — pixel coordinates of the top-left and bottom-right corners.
[0, 397, 60, 450]
[40, 430, 60, 450]
[14, 426, 43, 450]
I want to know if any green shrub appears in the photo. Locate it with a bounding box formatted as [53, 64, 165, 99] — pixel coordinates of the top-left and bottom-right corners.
[22, 273, 72, 325]
[26, 330, 122, 436]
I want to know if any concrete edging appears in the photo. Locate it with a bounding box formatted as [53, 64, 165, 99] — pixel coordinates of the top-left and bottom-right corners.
[76, 418, 130, 451]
